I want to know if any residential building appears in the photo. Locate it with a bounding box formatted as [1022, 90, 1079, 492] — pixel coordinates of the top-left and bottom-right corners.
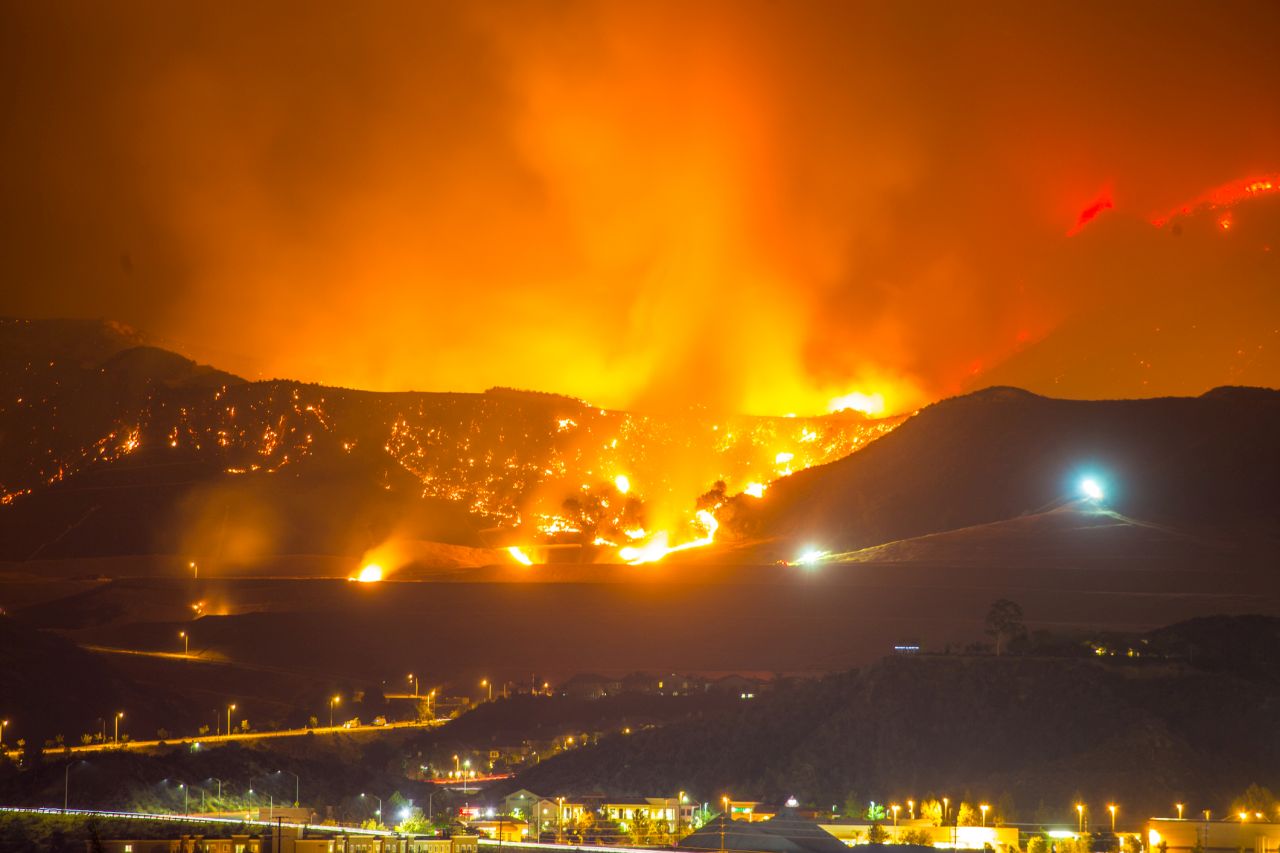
[680, 809, 849, 853]
[1148, 818, 1280, 853]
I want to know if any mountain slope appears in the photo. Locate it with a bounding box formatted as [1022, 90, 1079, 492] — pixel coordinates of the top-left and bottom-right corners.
[506, 617, 1280, 819]
[728, 386, 1280, 558]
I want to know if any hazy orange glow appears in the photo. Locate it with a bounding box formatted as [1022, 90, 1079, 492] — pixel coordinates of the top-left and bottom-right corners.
[507, 546, 534, 566]
[1, 3, 1278, 416]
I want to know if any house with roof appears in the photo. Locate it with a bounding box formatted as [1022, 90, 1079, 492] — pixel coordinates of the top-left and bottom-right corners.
[680, 808, 850, 853]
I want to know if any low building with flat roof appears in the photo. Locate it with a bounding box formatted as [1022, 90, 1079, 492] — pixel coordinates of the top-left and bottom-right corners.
[1148, 818, 1280, 853]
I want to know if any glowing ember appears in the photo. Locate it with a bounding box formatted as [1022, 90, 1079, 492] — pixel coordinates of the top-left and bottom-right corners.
[614, 474, 631, 494]
[506, 546, 534, 566]
[744, 482, 766, 498]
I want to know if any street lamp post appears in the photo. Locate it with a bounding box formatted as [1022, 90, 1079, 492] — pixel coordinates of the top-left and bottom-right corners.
[226, 704, 236, 736]
[362, 793, 383, 826]
[408, 674, 419, 696]
[453, 754, 460, 774]
[329, 695, 340, 728]
[481, 679, 492, 701]
[0, 719, 7, 751]
[63, 761, 80, 812]
[179, 631, 188, 656]
[1176, 804, 1184, 820]
[557, 797, 565, 845]
[179, 783, 188, 814]
[942, 798, 950, 824]
[892, 804, 900, 827]
[1108, 804, 1117, 833]
[980, 804, 989, 827]
[721, 797, 731, 853]
[211, 777, 223, 799]
[1076, 804, 1085, 833]
[113, 712, 124, 744]
[277, 769, 300, 806]
[908, 800, 915, 821]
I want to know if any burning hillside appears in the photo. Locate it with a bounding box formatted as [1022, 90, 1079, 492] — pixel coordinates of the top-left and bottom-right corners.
[0, 319, 900, 570]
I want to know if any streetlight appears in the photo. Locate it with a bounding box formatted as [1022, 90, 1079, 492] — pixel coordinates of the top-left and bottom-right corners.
[557, 796, 565, 845]
[908, 800, 915, 820]
[1108, 804, 1117, 833]
[0, 719, 7, 750]
[63, 760, 85, 812]
[362, 793, 382, 825]
[942, 797, 950, 824]
[329, 695, 340, 728]
[276, 769, 299, 806]
[481, 679, 492, 701]
[892, 804, 900, 826]
[1176, 803, 1184, 820]
[210, 777, 223, 799]
[113, 712, 124, 744]
[980, 804, 989, 827]
[179, 782, 188, 814]
[408, 674, 419, 696]
[721, 797, 731, 853]
[463, 760, 471, 795]
[226, 704, 236, 736]
[453, 754, 460, 773]
[1076, 804, 1085, 833]
[179, 631, 188, 656]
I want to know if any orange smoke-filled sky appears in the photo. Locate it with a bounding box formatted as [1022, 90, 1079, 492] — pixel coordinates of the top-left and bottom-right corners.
[1, 0, 1278, 414]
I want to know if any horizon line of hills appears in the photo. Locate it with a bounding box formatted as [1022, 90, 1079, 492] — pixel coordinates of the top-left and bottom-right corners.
[1, 315, 1279, 572]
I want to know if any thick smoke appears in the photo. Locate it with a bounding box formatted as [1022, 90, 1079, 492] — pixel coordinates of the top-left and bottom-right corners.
[1, 1, 1277, 413]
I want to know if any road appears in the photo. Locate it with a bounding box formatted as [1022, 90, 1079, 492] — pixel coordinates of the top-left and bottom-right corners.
[4, 717, 445, 760]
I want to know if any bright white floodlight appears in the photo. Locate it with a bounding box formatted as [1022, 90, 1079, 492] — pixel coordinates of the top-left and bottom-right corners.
[794, 549, 828, 566]
[1080, 477, 1104, 502]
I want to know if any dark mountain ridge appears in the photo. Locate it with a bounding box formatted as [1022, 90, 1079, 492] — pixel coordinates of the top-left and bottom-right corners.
[729, 385, 1280, 557]
[506, 615, 1280, 821]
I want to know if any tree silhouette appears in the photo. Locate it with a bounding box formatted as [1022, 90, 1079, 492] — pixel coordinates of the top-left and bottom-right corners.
[985, 599, 1025, 655]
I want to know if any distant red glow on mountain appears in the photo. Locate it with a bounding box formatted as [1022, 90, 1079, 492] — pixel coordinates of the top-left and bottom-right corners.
[1152, 173, 1280, 227]
[1, 3, 1279, 413]
[1068, 190, 1115, 236]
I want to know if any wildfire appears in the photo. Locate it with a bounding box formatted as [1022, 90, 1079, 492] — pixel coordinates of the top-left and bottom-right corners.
[744, 482, 766, 498]
[614, 474, 631, 494]
[829, 391, 886, 416]
[1151, 172, 1280, 227]
[618, 509, 719, 565]
[351, 563, 384, 583]
[507, 546, 534, 566]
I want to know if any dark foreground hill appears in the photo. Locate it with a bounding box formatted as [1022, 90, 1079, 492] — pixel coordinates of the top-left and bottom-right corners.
[728, 386, 1280, 559]
[506, 616, 1280, 820]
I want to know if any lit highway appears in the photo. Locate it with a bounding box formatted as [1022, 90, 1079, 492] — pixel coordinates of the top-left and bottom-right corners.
[3, 717, 445, 760]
